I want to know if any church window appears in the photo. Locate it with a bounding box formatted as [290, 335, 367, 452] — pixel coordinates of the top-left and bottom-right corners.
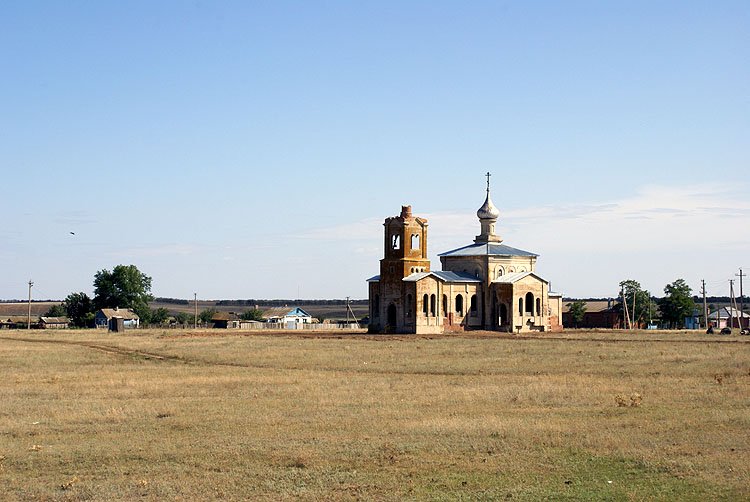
[536, 298, 541, 316]
[392, 234, 400, 249]
[497, 267, 504, 277]
[422, 294, 428, 315]
[430, 294, 436, 316]
[470, 294, 477, 313]
[525, 292, 534, 315]
[406, 294, 412, 317]
[518, 298, 523, 316]
[442, 294, 448, 316]
[456, 295, 464, 316]
[411, 234, 420, 250]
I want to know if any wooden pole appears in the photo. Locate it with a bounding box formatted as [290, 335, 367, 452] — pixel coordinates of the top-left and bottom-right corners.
[27, 280, 33, 330]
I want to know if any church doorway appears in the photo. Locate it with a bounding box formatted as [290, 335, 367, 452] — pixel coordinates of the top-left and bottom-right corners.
[387, 304, 397, 329]
[499, 303, 508, 329]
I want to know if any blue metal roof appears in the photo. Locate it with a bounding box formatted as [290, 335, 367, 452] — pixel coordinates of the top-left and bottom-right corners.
[439, 242, 538, 258]
[366, 275, 380, 282]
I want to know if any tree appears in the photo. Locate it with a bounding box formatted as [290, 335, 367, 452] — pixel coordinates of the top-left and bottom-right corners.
[199, 308, 218, 324]
[63, 292, 94, 328]
[240, 308, 264, 321]
[659, 279, 695, 329]
[174, 312, 191, 325]
[44, 304, 67, 317]
[566, 300, 587, 328]
[149, 307, 170, 325]
[93, 265, 153, 321]
[618, 280, 657, 328]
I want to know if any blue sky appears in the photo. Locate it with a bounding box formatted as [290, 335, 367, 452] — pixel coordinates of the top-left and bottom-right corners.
[1, 1, 748, 301]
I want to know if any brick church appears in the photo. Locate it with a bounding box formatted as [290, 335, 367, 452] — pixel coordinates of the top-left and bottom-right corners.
[367, 175, 563, 334]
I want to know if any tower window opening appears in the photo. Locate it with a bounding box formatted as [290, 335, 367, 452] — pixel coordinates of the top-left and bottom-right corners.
[392, 234, 400, 249]
[456, 295, 464, 316]
[411, 234, 420, 250]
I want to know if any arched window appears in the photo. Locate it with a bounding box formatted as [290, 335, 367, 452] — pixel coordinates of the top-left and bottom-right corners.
[456, 295, 464, 316]
[373, 294, 380, 317]
[406, 294, 412, 317]
[422, 294, 429, 316]
[496, 267, 504, 277]
[518, 298, 523, 316]
[525, 292, 534, 315]
[411, 234, 420, 250]
[536, 298, 541, 316]
[442, 294, 448, 316]
[470, 294, 477, 313]
[430, 294, 436, 316]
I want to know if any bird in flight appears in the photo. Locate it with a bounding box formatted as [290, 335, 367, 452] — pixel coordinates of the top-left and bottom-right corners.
[70, 232, 75, 235]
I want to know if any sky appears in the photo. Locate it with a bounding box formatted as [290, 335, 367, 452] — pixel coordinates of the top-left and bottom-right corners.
[1, 1, 748, 301]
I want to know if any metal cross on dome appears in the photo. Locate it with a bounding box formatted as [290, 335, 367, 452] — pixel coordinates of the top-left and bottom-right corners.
[485, 171, 491, 192]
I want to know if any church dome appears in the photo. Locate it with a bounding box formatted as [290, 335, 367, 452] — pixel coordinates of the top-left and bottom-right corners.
[477, 193, 500, 220]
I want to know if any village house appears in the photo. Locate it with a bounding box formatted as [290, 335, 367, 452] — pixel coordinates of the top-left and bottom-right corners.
[367, 175, 563, 334]
[263, 307, 314, 325]
[39, 316, 70, 329]
[95, 308, 140, 329]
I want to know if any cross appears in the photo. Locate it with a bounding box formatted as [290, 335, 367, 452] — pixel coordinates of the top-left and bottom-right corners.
[485, 171, 491, 192]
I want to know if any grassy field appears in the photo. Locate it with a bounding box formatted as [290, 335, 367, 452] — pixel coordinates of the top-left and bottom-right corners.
[0, 329, 748, 501]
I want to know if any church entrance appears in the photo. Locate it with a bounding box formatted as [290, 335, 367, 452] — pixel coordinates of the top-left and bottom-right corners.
[499, 303, 508, 330]
[386, 304, 397, 330]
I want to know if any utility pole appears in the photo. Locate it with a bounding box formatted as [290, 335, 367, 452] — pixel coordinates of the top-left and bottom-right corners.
[729, 280, 735, 330]
[701, 279, 708, 329]
[737, 268, 746, 328]
[27, 280, 33, 330]
[621, 284, 631, 330]
[194, 292, 198, 329]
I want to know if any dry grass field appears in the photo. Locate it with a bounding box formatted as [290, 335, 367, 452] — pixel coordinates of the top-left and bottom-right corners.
[0, 329, 748, 501]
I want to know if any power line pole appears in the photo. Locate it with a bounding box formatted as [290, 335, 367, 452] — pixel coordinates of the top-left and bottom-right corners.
[701, 279, 708, 329]
[737, 268, 746, 328]
[729, 280, 735, 330]
[27, 280, 33, 330]
[194, 292, 198, 329]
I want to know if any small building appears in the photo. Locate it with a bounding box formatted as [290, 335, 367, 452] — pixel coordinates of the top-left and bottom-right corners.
[210, 312, 241, 329]
[39, 316, 70, 329]
[708, 307, 749, 329]
[263, 307, 314, 325]
[0, 316, 33, 329]
[562, 300, 624, 329]
[95, 308, 140, 329]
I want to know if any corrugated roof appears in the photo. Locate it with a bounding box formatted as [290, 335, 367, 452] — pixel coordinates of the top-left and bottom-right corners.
[439, 242, 538, 258]
[367, 275, 380, 282]
[403, 271, 482, 283]
[492, 271, 548, 285]
[40, 317, 70, 324]
[99, 308, 140, 320]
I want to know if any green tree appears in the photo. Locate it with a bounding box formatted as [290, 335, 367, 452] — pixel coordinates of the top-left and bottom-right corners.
[659, 279, 695, 329]
[93, 265, 153, 320]
[618, 280, 657, 328]
[174, 312, 191, 325]
[149, 307, 170, 325]
[240, 308, 264, 321]
[566, 300, 587, 328]
[199, 308, 218, 324]
[63, 292, 94, 328]
[44, 304, 67, 317]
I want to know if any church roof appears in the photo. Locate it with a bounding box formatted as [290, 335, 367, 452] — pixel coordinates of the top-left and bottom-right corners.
[492, 271, 548, 285]
[403, 271, 482, 283]
[439, 242, 538, 258]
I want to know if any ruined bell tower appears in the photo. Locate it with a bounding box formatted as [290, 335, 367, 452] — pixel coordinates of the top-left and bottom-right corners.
[379, 205, 430, 281]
